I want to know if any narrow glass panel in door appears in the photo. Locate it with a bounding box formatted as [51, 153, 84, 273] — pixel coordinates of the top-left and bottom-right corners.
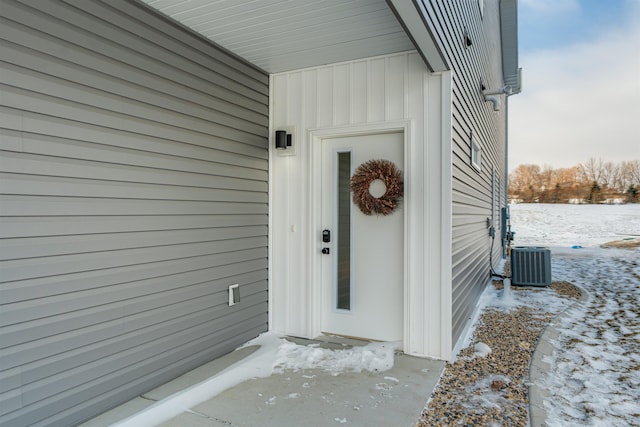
[336, 151, 351, 310]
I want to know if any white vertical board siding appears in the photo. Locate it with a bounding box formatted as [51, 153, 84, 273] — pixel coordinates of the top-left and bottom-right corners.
[0, 1, 268, 426]
[417, 0, 507, 347]
[270, 52, 452, 359]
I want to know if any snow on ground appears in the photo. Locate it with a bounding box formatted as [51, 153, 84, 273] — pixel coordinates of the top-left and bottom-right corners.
[273, 339, 398, 376]
[538, 248, 640, 426]
[509, 203, 640, 426]
[509, 203, 640, 248]
[112, 334, 398, 427]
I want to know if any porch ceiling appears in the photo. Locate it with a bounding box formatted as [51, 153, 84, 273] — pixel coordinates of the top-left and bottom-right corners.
[141, 0, 416, 73]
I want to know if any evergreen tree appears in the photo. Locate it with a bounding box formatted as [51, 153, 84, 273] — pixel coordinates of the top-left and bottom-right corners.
[626, 185, 638, 202]
[586, 181, 601, 204]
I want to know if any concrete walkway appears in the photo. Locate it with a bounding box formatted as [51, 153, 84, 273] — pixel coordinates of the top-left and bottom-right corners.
[81, 336, 445, 427]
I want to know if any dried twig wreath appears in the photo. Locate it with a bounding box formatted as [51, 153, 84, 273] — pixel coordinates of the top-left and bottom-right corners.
[350, 159, 404, 216]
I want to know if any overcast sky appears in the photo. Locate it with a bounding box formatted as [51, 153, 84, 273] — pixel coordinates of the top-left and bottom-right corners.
[508, 0, 640, 170]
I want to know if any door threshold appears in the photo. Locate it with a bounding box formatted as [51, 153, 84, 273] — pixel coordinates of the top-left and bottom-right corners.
[319, 332, 384, 344]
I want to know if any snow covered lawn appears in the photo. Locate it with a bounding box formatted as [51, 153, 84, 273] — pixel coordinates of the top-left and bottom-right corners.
[510, 203, 640, 426]
[540, 250, 640, 426]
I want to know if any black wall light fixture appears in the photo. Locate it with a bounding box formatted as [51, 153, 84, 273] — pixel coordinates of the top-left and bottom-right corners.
[275, 130, 292, 150]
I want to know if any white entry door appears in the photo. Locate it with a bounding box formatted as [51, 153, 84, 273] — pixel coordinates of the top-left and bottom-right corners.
[320, 132, 404, 342]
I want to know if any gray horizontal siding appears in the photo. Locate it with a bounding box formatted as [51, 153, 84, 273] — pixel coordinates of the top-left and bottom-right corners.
[417, 0, 507, 346]
[0, 1, 269, 426]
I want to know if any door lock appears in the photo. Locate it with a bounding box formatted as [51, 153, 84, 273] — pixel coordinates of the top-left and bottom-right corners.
[321, 248, 330, 255]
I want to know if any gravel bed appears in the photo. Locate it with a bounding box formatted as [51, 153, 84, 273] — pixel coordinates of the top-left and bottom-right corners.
[416, 281, 581, 427]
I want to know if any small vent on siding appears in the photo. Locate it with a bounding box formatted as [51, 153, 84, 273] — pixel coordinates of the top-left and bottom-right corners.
[228, 284, 240, 306]
[510, 247, 552, 286]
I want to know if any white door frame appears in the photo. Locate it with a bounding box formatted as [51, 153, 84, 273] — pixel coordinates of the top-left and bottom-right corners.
[307, 120, 411, 348]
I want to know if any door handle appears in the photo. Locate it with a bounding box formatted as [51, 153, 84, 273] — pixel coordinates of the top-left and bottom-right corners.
[322, 229, 331, 243]
[321, 248, 330, 255]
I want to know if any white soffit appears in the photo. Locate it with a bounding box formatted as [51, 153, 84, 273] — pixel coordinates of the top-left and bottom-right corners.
[141, 0, 416, 73]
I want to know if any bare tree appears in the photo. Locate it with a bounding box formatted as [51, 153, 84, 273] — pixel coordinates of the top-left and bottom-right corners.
[611, 164, 626, 192]
[579, 158, 604, 184]
[509, 164, 542, 201]
[539, 164, 557, 191]
[599, 161, 618, 190]
[628, 160, 640, 185]
[508, 160, 639, 203]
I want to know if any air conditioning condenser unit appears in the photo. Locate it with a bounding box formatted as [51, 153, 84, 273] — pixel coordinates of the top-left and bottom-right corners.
[510, 246, 552, 286]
